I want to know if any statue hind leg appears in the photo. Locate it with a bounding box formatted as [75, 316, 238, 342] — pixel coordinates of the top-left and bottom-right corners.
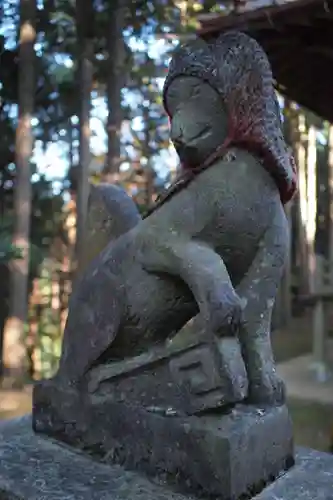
[236, 210, 290, 405]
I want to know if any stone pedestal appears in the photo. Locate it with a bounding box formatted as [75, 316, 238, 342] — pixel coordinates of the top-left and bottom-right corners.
[0, 416, 332, 500]
[33, 339, 294, 500]
[33, 391, 293, 499]
[31, 336, 293, 499]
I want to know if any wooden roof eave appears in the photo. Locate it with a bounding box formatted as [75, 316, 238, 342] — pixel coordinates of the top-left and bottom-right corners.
[197, 0, 333, 123]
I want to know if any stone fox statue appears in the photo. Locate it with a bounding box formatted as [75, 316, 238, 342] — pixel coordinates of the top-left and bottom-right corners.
[57, 31, 297, 405]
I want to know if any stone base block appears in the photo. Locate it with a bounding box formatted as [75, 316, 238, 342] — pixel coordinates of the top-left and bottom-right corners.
[0, 417, 333, 500]
[33, 378, 294, 500]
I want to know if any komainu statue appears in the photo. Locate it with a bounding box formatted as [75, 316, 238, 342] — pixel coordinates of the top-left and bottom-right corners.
[33, 31, 297, 500]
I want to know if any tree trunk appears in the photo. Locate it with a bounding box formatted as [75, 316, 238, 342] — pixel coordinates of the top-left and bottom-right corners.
[296, 112, 310, 293]
[328, 126, 333, 281]
[272, 99, 293, 329]
[2, 0, 36, 384]
[306, 124, 317, 293]
[103, 0, 127, 179]
[75, 0, 94, 271]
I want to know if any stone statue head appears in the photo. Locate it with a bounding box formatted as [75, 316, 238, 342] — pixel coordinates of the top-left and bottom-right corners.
[164, 76, 228, 170]
[162, 31, 297, 204]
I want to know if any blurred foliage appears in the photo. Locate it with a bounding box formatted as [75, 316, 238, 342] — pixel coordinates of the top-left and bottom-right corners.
[0, 220, 22, 264]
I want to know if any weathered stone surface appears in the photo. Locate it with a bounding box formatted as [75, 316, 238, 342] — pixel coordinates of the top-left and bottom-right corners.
[33, 389, 293, 500]
[255, 447, 333, 500]
[0, 417, 332, 500]
[0, 416, 193, 500]
[86, 335, 248, 415]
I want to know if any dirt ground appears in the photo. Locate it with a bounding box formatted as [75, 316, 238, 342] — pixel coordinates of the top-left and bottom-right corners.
[0, 385, 32, 420]
[0, 312, 332, 452]
[273, 313, 333, 452]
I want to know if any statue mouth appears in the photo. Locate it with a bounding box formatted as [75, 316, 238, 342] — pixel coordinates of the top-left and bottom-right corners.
[188, 125, 212, 145]
[172, 125, 211, 149]
[173, 126, 213, 168]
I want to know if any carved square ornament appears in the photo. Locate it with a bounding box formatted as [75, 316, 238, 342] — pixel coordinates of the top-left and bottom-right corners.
[169, 343, 224, 396]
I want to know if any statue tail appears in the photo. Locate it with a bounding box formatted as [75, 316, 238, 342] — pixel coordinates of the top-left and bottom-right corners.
[79, 183, 142, 273]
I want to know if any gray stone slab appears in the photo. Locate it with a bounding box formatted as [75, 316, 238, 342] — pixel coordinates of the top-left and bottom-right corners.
[0, 417, 333, 500]
[0, 416, 193, 500]
[256, 447, 333, 500]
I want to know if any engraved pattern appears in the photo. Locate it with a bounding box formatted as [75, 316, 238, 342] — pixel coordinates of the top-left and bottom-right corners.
[169, 345, 224, 396]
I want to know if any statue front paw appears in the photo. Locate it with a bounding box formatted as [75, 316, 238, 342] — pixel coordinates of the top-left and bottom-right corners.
[247, 375, 286, 406]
